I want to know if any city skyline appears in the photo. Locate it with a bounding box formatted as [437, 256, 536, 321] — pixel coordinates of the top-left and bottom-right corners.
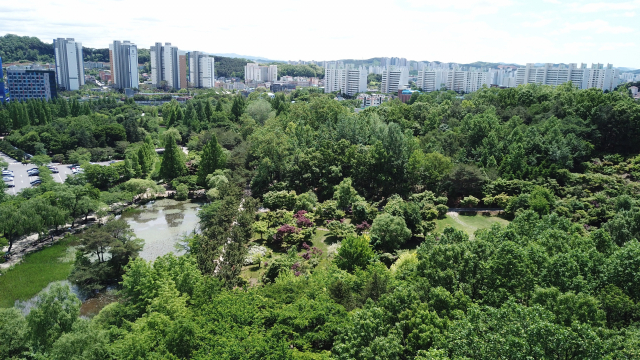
[1, 0, 638, 68]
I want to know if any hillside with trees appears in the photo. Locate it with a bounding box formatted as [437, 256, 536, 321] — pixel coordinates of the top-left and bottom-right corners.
[1, 83, 640, 358]
[213, 56, 250, 79]
[0, 34, 56, 63]
[276, 63, 325, 78]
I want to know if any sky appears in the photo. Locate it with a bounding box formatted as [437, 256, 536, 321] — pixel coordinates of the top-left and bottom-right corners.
[1, 0, 638, 68]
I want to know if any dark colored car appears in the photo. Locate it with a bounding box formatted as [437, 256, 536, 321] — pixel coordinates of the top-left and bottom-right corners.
[30, 179, 42, 186]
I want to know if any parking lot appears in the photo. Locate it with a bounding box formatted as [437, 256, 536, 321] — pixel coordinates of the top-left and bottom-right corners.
[2, 152, 118, 195]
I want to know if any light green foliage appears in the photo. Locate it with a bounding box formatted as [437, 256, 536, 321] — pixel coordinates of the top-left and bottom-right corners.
[459, 196, 479, 207]
[121, 178, 163, 196]
[407, 150, 453, 191]
[370, 213, 412, 252]
[327, 220, 356, 240]
[333, 177, 359, 209]
[175, 183, 189, 201]
[49, 319, 110, 360]
[206, 171, 229, 190]
[294, 191, 318, 212]
[26, 283, 81, 353]
[335, 234, 375, 273]
[245, 98, 273, 124]
[263, 190, 297, 210]
[0, 308, 29, 359]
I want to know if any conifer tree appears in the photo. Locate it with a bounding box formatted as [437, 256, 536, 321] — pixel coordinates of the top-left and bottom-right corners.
[197, 133, 227, 185]
[159, 135, 187, 181]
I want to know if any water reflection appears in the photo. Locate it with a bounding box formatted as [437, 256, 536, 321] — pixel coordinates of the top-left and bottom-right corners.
[118, 199, 202, 261]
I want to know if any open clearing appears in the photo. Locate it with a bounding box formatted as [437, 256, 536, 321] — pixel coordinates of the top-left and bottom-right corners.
[435, 212, 510, 238]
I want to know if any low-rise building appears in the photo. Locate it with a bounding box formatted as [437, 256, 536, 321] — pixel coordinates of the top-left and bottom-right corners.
[6, 66, 57, 101]
[357, 93, 387, 108]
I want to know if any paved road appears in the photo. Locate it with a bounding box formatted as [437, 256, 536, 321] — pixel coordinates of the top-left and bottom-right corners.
[2, 152, 118, 195]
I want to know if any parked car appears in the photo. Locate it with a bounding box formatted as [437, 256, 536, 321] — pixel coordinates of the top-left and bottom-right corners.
[68, 164, 80, 169]
[72, 168, 83, 174]
[3, 176, 14, 182]
[48, 167, 59, 173]
[27, 169, 40, 176]
[5, 182, 15, 188]
[30, 178, 42, 186]
[2, 171, 13, 177]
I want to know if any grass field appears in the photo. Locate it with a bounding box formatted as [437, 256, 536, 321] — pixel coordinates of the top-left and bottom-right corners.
[0, 237, 75, 308]
[435, 212, 509, 238]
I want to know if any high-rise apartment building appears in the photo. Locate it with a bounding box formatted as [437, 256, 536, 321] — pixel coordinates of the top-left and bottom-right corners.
[53, 38, 85, 91]
[6, 66, 57, 101]
[323, 63, 367, 96]
[150, 42, 186, 90]
[109, 41, 139, 89]
[244, 63, 277, 83]
[189, 52, 215, 88]
[417, 69, 489, 93]
[515, 63, 619, 91]
[380, 67, 409, 94]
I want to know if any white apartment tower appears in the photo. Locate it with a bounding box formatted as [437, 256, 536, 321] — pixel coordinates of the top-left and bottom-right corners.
[515, 63, 619, 91]
[53, 38, 85, 91]
[189, 52, 215, 88]
[244, 63, 277, 83]
[109, 41, 139, 89]
[380, 67, 409, 94]
[150, 42, 185, 90]
[323, 63, 367, 96]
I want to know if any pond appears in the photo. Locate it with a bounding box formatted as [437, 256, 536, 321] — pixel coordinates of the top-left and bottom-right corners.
[118, 199, 203, 261]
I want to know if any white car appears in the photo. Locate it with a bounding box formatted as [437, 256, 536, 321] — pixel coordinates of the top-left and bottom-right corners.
[2, 176, 14, 182]
[2, 170, 13, 176]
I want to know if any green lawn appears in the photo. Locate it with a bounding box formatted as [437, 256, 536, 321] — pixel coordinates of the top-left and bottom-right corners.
[0, 237, 75, 308]
[435, 213, 509, 238]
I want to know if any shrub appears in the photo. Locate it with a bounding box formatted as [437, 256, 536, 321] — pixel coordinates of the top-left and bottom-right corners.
[175, 184, 189, 200]
[335, 234, 374, 273]
[263, 190, 297, 210]
[327, 219, 356, 240]
[370, 213, 412, 252]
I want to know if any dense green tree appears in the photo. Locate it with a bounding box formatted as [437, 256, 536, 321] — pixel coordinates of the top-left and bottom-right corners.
[159, 134, 187, 181]
[197, 133, 227, 186]
[370, 213, 412, 252]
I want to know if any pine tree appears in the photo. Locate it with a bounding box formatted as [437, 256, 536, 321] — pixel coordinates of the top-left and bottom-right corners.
[231, 95, 246, 121]
[137, 136, 156, 175]
[58, 98, 69, 118]
[197, 133, 227, 185]
[159, 135, 187, 181]
[70, 98, 80, 117]
[205, 101, 214, 121]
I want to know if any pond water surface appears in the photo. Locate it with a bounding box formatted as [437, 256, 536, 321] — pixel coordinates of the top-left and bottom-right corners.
[118, 199, 203, 261]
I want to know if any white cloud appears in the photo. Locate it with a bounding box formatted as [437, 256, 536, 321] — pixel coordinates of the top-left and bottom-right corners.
[0, 0, 638, 67]
[572, 0, 640, 13]
[599, 42, 636, 51]
[522, 18, 553, 27]
[554, 20, 634, 34]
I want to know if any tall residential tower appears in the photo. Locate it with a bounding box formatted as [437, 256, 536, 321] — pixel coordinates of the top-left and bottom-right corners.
[109, 41, 139, 90]
[53, 38, 85, 91]
[189, 52, 215, 88]
[150, 42, 186, 90]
